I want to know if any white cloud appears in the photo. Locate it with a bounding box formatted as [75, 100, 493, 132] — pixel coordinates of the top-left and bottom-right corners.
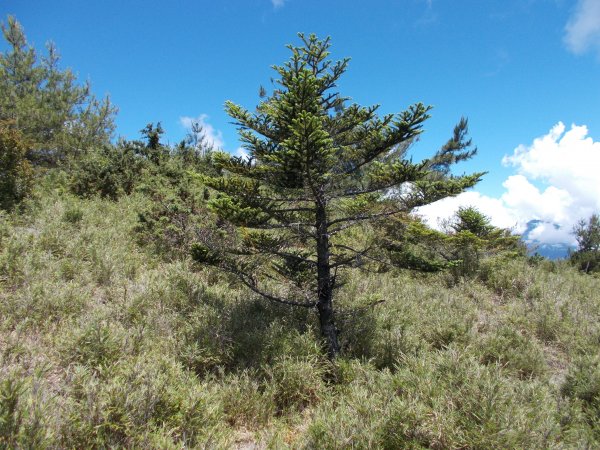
[416, 122, 600, 245]
[234, 147, 249, 159]
[180, 114, 224, 150]
[416, 0, 437, 26]
[180, 114, 252, 161]
[527, 222, 572, 245]
[271, 0, 285, 8]
[416, 191, 520, 231]
[564, 0, 600, 55]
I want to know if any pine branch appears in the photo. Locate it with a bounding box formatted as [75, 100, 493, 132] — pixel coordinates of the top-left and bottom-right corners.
[236, 272, 316, 308]
[245, 247, 318, 266]
[328, 208, 400, 228]
[329, 243, 372, 269]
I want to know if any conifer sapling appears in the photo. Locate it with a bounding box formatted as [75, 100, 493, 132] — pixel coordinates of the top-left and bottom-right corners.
[192, 34, 483, 358]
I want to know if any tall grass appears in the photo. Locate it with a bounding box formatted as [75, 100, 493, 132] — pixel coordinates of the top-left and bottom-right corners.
[1, 180, 599, 447]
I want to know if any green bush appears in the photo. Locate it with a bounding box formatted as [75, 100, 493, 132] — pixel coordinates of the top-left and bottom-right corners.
[479, 257, 535, 299]
[570, 214, 600, 273]
[62, 205, 84, 224]
[220, 371, 274, 428]
[0, 227, 28, 288]
[571, 250, 600, 274]
[69, 143, 147, 199]
[304, 362, 394, 448]
[0, 375, 50, 449]
[62, 319, 125, 371]
[267, 355, 326, 414]
[378, 207, 524, 281]
[380, 350, 558, 449]
[62, 355, 228, 448]
[177, 306, 234, 375]
[0, 121, 33, 210]
[561, 354, 600, 438]
[135, 162, 212, 259]
[445, 207, 524, 280]
[478, 325, 547, 378]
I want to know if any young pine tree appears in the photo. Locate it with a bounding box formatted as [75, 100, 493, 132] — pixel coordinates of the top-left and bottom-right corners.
[378, 207, 523, 278]
[571, 214, 600, 273]
[443, 206, 523, 278]
[0, 16, 116, 164]
[193, 34, 483, 358]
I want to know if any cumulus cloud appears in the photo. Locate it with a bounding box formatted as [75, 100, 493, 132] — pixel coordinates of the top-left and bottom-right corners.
[564, 0, 600, 55]
[417, 191, 520, 231]
[503, 123, 600, 209]
[180, 114, 224, 150]
[271, 0, 285, 8]
[416, 122, 600, 245]
[180, 114, 251, 160]
[234, 147, 249, 159]
[526, 222, 572, 245]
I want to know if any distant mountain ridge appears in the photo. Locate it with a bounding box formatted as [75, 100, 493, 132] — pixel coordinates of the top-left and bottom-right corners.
[521, 220, 575, 260]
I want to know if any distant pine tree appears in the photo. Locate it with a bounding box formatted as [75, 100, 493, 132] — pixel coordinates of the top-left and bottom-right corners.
[192, 34, 483, 358]
[443, 206, 523, 278]
[571, 214, 600, 273]
[0, 16, 117, 165]
[0, 120, 32, 210]
[378, 207, 523, 279]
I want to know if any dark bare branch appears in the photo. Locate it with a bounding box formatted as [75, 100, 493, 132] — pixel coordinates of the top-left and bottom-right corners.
[237, 273, 316, 308]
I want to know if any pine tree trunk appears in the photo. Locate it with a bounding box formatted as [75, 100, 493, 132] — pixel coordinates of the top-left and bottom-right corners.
[315, 200, 340, 359]
[317, 292, 340, 359]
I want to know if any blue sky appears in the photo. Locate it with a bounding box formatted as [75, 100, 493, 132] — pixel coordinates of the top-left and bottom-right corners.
[2, 0, 600, 243]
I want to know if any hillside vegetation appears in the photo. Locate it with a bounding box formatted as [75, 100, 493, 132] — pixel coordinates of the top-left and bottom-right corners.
[1, 180, 599, 448]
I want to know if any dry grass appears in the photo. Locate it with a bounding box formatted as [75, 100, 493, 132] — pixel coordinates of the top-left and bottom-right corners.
[1, 184, 599, 448]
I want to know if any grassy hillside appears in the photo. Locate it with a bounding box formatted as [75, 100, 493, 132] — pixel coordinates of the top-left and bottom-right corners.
[1, 180, 599, 448]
